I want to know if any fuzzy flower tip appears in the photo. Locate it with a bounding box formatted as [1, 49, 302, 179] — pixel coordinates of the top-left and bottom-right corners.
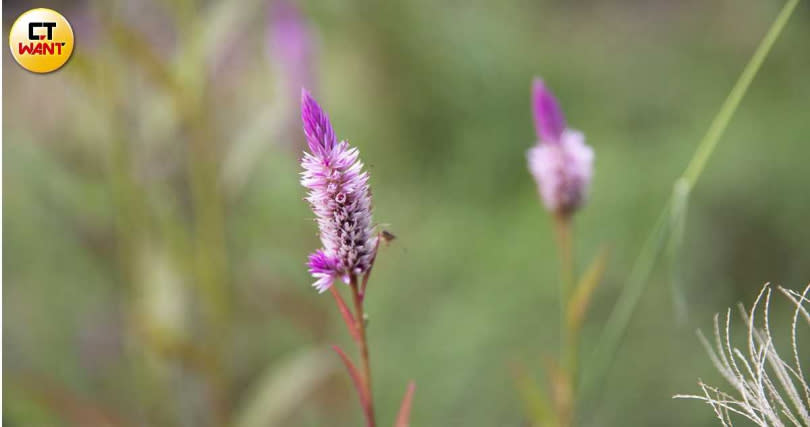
[528, 79, 594, 216]
[301, 90, 377, 292]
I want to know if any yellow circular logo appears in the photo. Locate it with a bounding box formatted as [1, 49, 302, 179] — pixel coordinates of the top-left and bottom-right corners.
[9, 8, 74, 73]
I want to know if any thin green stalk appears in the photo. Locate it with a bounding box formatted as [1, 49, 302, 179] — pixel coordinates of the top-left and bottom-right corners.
[584, 0, 799, 400]
[667, 179, 691, 325]
[553, 215, 574, 360]
[680, 0, 800, 187]
[552, 214, 576, 427]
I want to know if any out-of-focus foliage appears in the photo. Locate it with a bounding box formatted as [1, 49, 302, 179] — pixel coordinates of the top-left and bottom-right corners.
[3, 0, 809, 426]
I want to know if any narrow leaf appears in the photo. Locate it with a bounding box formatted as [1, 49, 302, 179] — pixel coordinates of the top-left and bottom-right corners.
[330, 286, 361, 345]
[566, 247, 609, 335]
[394, 382, 416, 427]
[511, 363, 556, 427]
[543, 357, 573, 427]
[667, 179, 690, 325]
[331, 345, 372, 425]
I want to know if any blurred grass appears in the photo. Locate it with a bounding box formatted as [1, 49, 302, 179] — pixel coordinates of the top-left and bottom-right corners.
[4, 0, 810, 426]
[587, 0, 800, 403]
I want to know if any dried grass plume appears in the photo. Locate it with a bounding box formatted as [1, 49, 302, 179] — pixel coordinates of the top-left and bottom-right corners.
[675, 283, 810, 426]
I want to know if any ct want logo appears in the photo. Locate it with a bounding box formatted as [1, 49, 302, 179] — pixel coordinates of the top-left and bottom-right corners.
[29, 22, 58, 42]
[9, 8, 74, 73]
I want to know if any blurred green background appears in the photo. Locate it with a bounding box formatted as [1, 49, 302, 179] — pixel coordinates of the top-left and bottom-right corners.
[4, 0, 809, 426]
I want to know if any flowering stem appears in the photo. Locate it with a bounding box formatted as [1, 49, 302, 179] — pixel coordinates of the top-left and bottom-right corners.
[350, 274, 376, 427]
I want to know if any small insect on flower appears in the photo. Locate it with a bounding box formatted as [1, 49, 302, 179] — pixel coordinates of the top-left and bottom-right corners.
[380, 230, 396, 244]
[300, 90, 377, 292]
[527, 79, 594, 217]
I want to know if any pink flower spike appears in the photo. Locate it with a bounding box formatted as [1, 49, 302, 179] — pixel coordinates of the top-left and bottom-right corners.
[527, 78, 594, 216]
[301, 90, 377, 292]
[268, 0, 312, 79]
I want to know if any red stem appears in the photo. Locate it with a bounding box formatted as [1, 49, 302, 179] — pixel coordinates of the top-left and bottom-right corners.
[350, 274, 375, 427]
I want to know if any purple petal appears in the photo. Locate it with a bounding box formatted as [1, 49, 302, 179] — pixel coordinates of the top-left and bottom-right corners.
[308, 249, 337, 274]
[308, 250, 338, 292]
[532, 78, 566, 144]
[301, 89, 337, 155]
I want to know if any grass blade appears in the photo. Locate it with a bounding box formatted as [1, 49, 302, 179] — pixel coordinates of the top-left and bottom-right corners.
[668, 178, 691, 325]
[584, 0, 800, 401]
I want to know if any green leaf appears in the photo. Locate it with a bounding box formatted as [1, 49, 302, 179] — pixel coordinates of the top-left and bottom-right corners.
[512, 363, 556, 427]
[566, 247, 609, 336]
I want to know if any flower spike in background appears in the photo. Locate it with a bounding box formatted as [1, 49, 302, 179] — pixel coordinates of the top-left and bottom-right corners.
[527, 79, 594, 217]
[268, 0, 313, 92]
[521, 78, 602, 427]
